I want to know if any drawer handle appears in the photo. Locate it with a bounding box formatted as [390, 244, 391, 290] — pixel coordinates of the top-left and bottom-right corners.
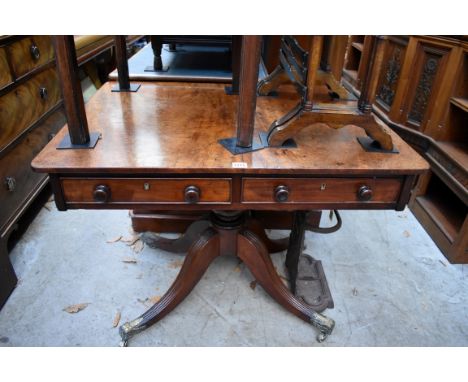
[39, 87, 48, 100]
[30, 44, 41, 60]
[4, 177, 16, 192]
[357, 185, 373, 201]
[93, 185, 111, 203]
[184, 185, 200, 204]
[274, 185, 289, 203]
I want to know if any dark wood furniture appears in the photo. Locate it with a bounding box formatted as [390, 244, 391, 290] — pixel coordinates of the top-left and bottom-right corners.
[262, 36, 348, 84]
[0, 35, 65, 309]
[342, 35, 468, 263]
[0, 35, 144, 310]
[31, 35, 428, 345]
[257, 36, 394, 153]
[148, 36, 232, 72]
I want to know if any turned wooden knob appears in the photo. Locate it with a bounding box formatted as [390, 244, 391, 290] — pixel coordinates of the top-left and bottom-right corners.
[357, 185, 373, 201]
[184, 186, 200, 204]
[93, 185, 111, 203]
[274, 185, 289, 203]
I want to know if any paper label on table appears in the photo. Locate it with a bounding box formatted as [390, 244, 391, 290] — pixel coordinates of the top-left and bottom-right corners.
[232, 162, 248, 168]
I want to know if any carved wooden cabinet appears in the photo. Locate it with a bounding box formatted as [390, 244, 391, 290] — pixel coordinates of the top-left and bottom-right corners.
[342, 36, 373, 90]
[343, 35, 467, 263]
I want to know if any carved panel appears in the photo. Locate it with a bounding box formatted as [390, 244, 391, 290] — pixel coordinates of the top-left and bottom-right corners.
[408, 54, 440, 123]
[377, 43, 405, 109]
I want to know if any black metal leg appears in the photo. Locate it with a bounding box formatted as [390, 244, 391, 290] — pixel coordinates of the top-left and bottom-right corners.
[150, 36, 163, 71]
[284, 211, 307, 295]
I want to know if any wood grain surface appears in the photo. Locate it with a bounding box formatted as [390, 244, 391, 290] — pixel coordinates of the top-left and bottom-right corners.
[0, 67, 61, 152]
[0, 47, 12, 89]
[0, 110, 66, 231]
[61, 178, 231, 204]
[242, 177, 402, 203]
[6, 36, 54, 78]
[32, 81, 428, 175]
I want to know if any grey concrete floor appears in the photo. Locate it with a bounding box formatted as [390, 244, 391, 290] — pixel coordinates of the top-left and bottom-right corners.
[0, 199, 467, 347]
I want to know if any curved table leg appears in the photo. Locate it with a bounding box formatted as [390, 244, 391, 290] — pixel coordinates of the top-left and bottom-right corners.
[237, 230, 335, 342]
[257, 65, 290, 96]
[141, 220, 211, 254]
[245, 218, 289, 254]
[119, 227, 220, 346]
[267, 107, 394, 152]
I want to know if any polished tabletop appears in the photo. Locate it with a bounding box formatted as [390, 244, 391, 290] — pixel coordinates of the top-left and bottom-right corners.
[32, 81, 428, 176]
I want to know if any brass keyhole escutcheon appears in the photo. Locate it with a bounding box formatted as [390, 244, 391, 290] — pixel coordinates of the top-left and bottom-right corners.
[143, 183, 150, 191]
[320, 183, 326, 191]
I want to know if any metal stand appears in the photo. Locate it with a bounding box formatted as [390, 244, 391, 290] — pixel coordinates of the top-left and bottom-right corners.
[111, 83, 141, 92]
[56, 132, 101, 150]
[112, 36, 141, 93]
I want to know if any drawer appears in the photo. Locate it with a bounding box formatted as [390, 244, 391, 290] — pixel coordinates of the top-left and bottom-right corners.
[61, 178, 232, 205]
[0, 109, 66, 231]
[7, 36, 54, 78]
[0, 47, 12, 89]
[242, 178, 403, 204]
[0, 67, 61, 152]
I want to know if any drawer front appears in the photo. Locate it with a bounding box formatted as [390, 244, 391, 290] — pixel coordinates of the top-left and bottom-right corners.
[0, 109, 66, 231]
[61, 178, 232, 205]
[0, 67, 61, 152]
[242, 178, 403, 204]
[7, 36, 54, 78]
[0, 47, 12, 89]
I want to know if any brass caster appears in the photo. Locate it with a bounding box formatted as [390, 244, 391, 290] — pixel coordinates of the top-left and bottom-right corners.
[309, 311, 335, 343]
[316, 332, 329, 343]
[118, 317, 145, 346]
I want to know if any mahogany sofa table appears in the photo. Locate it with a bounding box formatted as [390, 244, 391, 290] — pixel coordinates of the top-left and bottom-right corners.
[32, 80, 428, 345]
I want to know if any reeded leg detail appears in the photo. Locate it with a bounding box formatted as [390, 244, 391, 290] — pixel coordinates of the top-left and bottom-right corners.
[237, 230, 335, 342]
[119, 227, 220, 346]
[141, 220, 210, 254]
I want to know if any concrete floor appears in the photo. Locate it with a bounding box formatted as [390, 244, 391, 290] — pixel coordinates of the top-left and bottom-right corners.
[0, 200, 467, 346]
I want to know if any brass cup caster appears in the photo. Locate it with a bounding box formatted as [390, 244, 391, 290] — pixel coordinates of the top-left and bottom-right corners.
[119, 317, 145, 347]
[309, 311, 335, 343]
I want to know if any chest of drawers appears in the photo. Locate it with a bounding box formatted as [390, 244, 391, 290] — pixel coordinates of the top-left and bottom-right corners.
[1, 35, 147, 309]
[0, 35, 66, 308]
